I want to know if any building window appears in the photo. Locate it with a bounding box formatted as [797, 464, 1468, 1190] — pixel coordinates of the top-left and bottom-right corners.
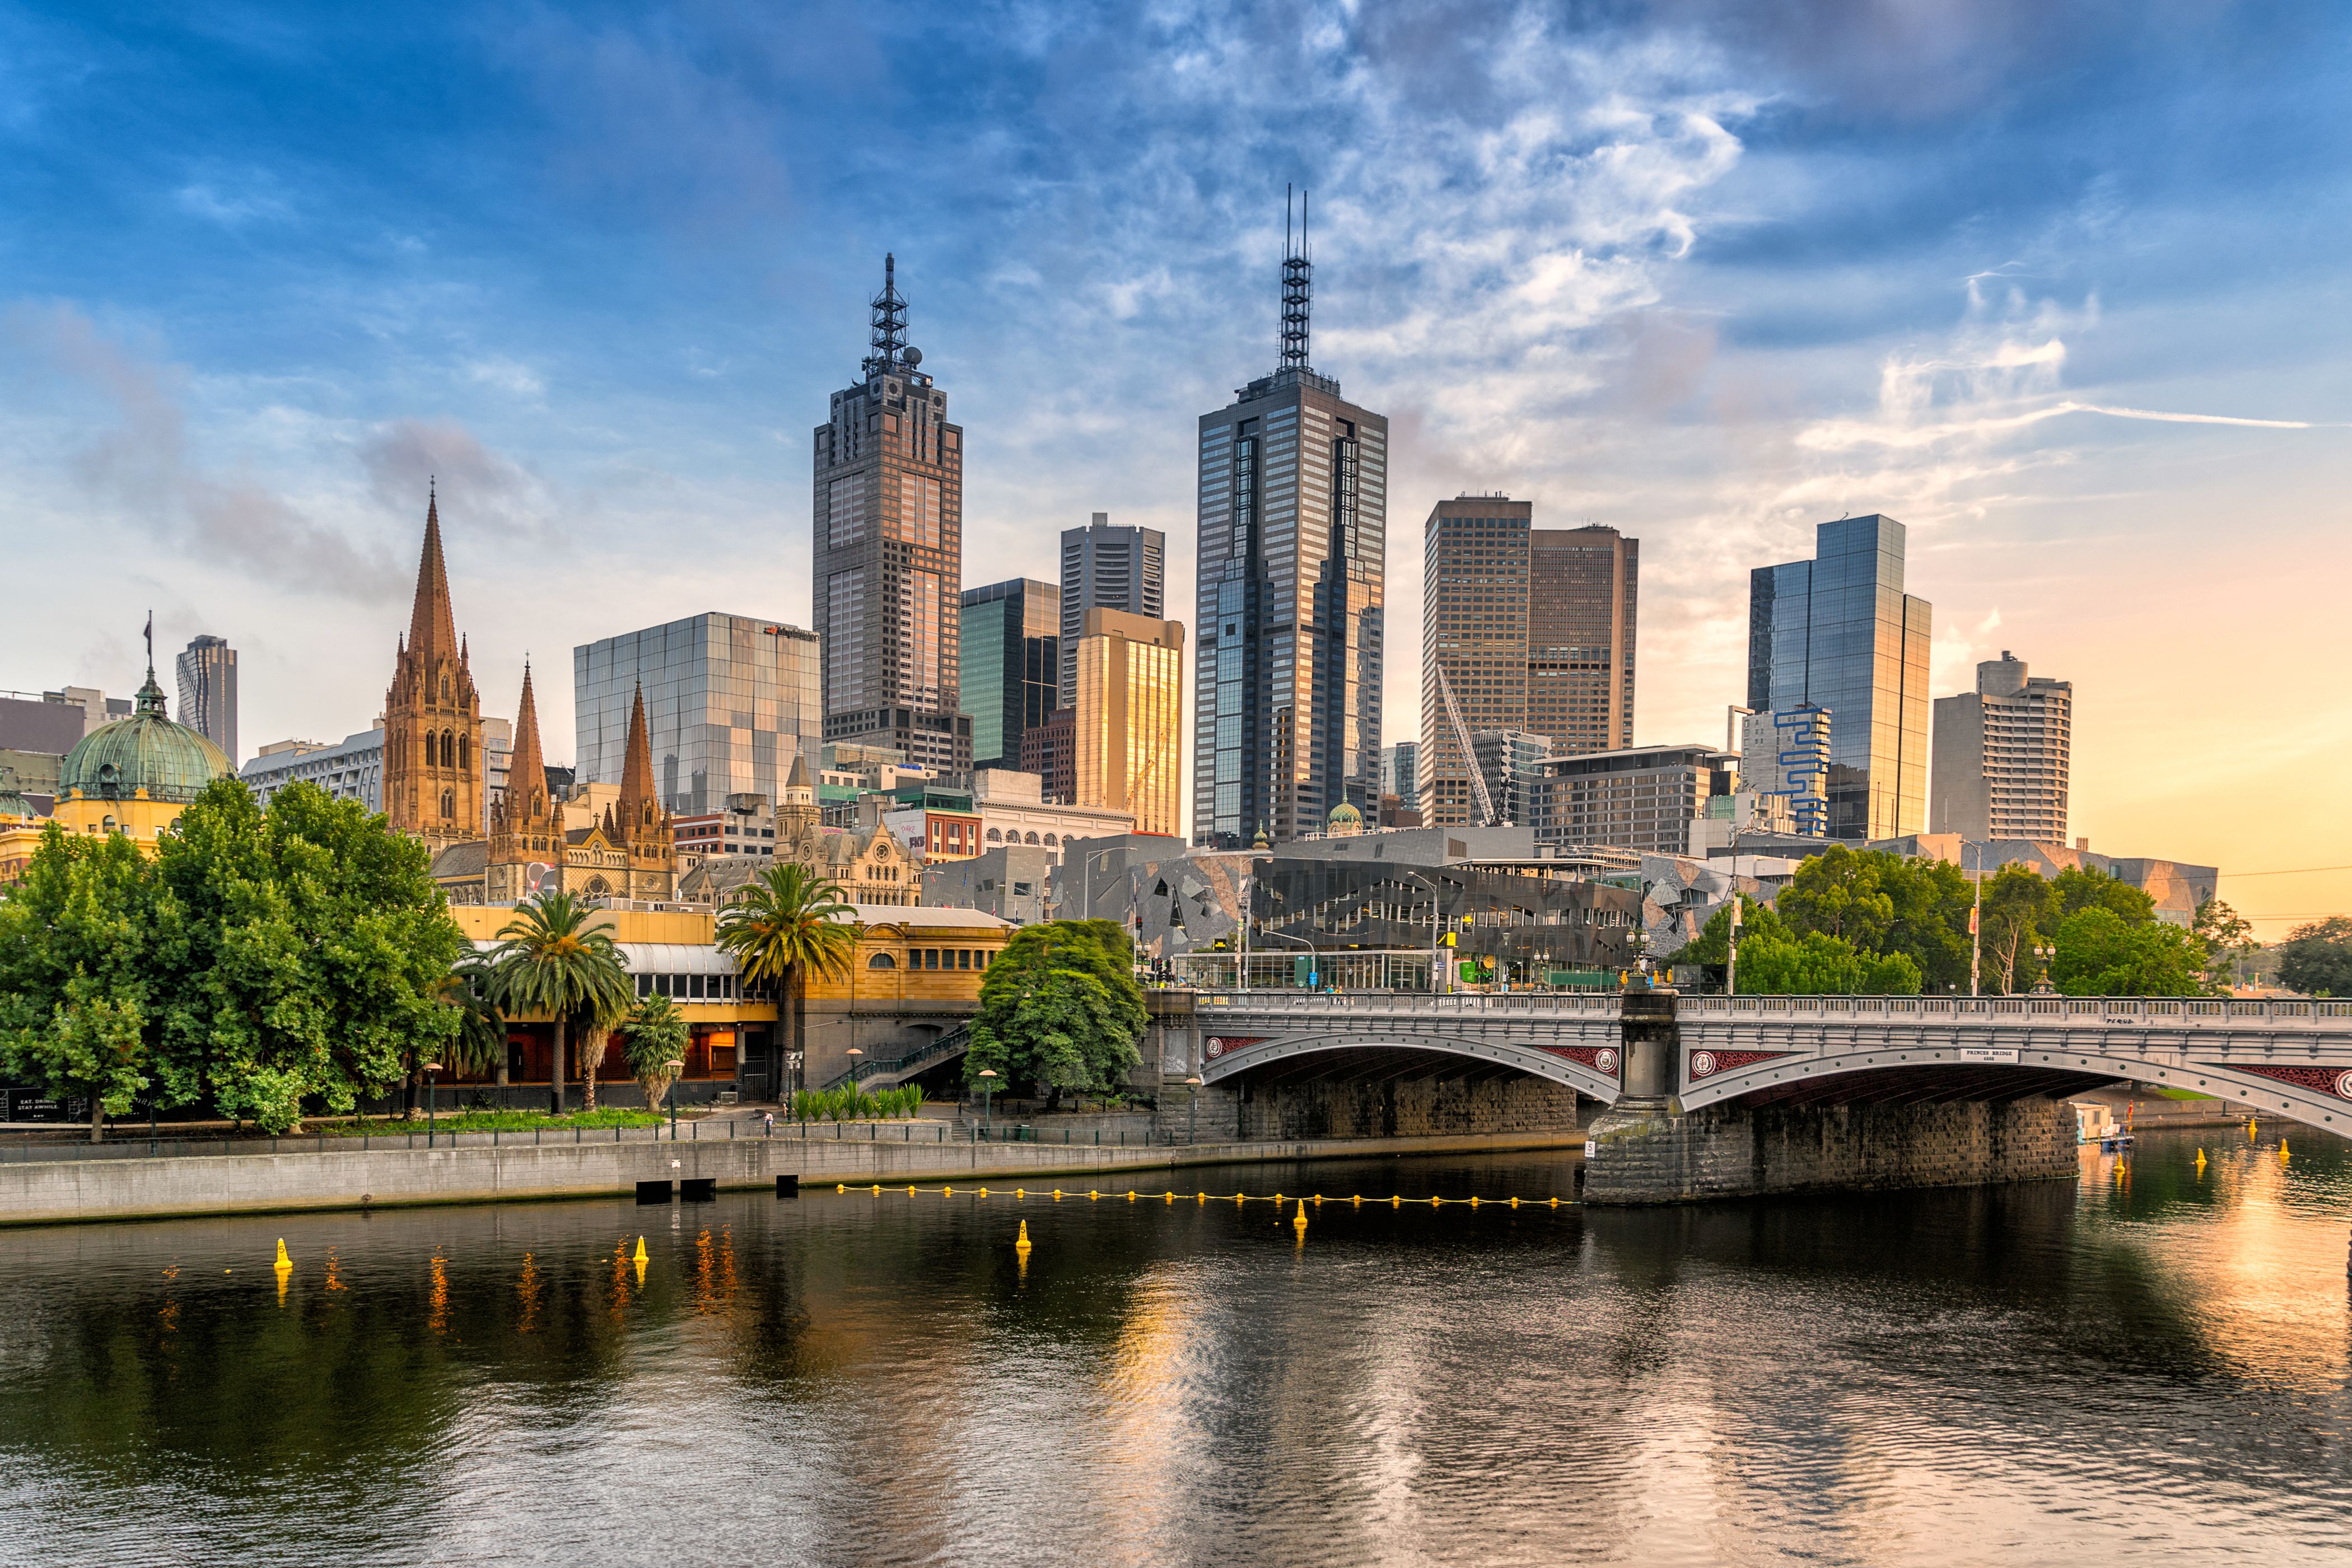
[868, 952, 897, 969]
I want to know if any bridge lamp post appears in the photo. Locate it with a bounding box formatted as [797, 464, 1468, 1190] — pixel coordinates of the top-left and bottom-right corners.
[1185, 1076, 1202, 1145]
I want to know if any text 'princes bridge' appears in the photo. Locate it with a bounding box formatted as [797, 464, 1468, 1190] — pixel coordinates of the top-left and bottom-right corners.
[1146, 989, 2352, 1202]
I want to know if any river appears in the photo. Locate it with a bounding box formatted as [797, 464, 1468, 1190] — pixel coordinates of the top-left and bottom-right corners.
[2, 1128, 2348, 1566]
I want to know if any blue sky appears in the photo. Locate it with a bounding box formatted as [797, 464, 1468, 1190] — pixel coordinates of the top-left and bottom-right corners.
[4, 2, 2349, 925]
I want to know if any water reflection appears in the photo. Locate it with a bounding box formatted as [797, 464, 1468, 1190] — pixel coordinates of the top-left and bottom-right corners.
[0, 1130, 2346, 1566]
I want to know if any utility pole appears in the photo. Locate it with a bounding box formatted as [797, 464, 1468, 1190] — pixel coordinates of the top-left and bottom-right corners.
[1969, 841, 1982, 997]
[1726, 895, 1743, 997]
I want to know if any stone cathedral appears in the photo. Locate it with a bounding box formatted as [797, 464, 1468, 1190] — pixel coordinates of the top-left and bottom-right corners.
[388, 492, 677, 903]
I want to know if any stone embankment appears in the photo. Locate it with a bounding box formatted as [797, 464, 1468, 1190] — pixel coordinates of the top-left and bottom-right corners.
[0, 1130, 1584, 1228]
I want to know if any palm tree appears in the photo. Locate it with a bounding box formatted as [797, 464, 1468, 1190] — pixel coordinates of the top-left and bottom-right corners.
[716, 864, 856, 1098]
[438, 949, 510, 1085]
[619, 993, 691, 1114]
[489, 891, 635, 1115]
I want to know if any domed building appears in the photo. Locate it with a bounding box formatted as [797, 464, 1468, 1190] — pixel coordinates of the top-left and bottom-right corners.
[51, 664, 232, 848]
[1326, 800, 1364, 838]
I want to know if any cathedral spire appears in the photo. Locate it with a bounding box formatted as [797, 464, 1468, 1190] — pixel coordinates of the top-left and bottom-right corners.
[508, 663, 548, 822]
[618, 682, 658, 827]
[407, 487, 460, 661]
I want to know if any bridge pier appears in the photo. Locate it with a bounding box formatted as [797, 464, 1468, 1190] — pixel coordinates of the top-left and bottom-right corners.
[1584, 989, 2081, 1204]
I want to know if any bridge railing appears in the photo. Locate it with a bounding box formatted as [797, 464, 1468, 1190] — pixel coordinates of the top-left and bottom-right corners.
[1194, 991, 1622, 1016]
[1192, 990, 2352, 1026]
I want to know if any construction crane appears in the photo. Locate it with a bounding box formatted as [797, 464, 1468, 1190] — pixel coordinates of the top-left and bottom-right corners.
[1434, 662, 1502, 827]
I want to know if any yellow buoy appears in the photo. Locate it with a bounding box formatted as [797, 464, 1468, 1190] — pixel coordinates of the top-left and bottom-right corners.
[1126, 1190, 1137, 1202]
[836, 1183, 846, 1193]
[1292, 1200, 1309, 1233]
[944, 1185, 954, 1195]
[1165, 1191, 1176, 1203]
[907, 1184, 917, 1194]
[1053, 1189, 1063, 1199]
[1391, 1196, 1401, 1208]
[274, 1239, 291, 1271]
[1089, 1189, 1100, 1199]
[1469, 1196, 1481, 1208]
[871, 1183, 881, 1193]
[1015, 1219, 1032, 1253]
[1197, 1192, 1206, 1203]
[2281, 1140, 2292, 1162]
[1016, 1188, 1026, 1198]
[1509, 1196, 1520, 1208]
[1549, 1196, 1561, 1208]
[978, 1187, 989, 1196]
[633, 1236, 648, 1265]
[1234, 1193, 1245, 1205]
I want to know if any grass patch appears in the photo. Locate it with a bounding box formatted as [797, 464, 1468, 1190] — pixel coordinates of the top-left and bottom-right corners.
[2148, 1088, 2220, 1102]
[318, 1107, 676, 1137]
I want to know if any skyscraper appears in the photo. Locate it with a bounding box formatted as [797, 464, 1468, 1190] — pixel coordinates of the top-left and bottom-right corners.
[961, 578, 1060, 773]
[1747, 515, 1932, 841]
[575, 614, 820, 818]
[1527, 525, 1637, 754]
[1419, 498, 1640, 827]
[175, 634, 237, 767]
[814, 255, 970, 774]
[1192, 193, 1387, 847]
[1931, 651, 2071, 841]
[1059, 514, 1165, 710]
[1072, 608, 1185, 837]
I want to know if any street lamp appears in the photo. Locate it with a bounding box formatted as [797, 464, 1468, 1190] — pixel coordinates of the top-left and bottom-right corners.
[1399, 869, 1447, 995]
[2031, 944, 2057, 996]
[978, 1068, 998, 1137]
[422, 1061, 442, 1147]
[1260, 925, 1317, 989]
[1185, 1075, 1202, 1146]
[665, 1060, 684, 1137]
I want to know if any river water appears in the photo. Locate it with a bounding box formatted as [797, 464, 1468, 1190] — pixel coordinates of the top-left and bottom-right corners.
[3, 1130, 2350, 1567]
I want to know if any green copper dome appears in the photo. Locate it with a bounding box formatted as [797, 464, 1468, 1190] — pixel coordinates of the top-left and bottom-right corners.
[0, 765, 29, 822]
[58, 673, 231, 806]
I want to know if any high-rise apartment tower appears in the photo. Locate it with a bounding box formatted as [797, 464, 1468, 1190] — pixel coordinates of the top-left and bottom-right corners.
[1747, 515, 1931, 840]
[175, 633, 238, 767]
[1930, 651, 2071, 842]
[1192, 192, 1387, 847]
[813, 255, 970, 773]
[1059, 514, 1165, 710]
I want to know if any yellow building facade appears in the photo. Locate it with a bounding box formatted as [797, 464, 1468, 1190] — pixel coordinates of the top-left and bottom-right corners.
[1071, 607, 1185, 838]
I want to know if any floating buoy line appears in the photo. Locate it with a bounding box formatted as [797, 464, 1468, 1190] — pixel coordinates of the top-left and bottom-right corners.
[829, 1182, 1570, 1208]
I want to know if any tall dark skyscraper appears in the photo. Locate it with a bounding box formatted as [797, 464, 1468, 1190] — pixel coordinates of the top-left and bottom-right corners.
[1748, 514, 1931, 840]
[1192, 193, 1388, 847]
[813, 255, 970, 773]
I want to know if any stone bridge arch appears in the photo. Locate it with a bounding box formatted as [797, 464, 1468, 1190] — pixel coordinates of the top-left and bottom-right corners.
[1201, 1028, 1624, 1105]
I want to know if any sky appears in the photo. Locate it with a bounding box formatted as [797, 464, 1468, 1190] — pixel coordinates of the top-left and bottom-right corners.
[2, 1, 2348, 932]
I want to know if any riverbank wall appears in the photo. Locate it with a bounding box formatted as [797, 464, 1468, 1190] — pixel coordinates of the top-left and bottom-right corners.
[0, 1130, 1584, 1228]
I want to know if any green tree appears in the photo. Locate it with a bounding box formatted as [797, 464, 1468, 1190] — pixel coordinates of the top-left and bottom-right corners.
[2192, 898, 2256, 987]
[147, 778, 463, 1132]
[0, 825, 157, 1141]
[2048, 908, 2209, 996]
[2054, 863, 2157, 924]
[1978, 865, 2058, 993]
[489, 890, 634, 1114]
[963, 920, 1146, 1104]
[1776, 846, 1972, 990]
[2276, 916, 2352, 997]
[1773, 844, 1894, 946]
[715, 863, 856, 1090]
[437, 949, 508, 1083]
[618, 993, 690, 1113]
[1678, 899, 1919, 995]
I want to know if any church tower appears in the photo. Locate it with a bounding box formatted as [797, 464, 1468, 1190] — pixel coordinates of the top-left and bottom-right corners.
[615, 683, 676, 898]
[778, 750, 820, 856]
[384, 487, 484, 853]
[486, 664, 563, 903]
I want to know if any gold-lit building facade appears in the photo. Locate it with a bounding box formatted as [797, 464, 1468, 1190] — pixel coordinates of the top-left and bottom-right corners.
[1072, 606, 1184, 838]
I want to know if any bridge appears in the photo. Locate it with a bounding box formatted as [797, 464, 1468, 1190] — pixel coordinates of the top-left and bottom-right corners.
[1180, 990, 2352, 1201]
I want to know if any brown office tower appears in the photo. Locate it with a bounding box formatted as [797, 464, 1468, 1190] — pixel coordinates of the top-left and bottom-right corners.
[383, 486, 484, 855]
[1420, 497, 1637, 827]
[1527, 524, 1637, 755]
[813, 255, 971, 774]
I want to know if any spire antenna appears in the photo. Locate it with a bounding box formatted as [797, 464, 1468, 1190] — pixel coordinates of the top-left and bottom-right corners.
[1280, 187, 1313, 374]
[866, 252, 909, 377]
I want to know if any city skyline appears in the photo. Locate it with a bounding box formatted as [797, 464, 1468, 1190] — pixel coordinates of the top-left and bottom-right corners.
[3, 5, 2350, 926]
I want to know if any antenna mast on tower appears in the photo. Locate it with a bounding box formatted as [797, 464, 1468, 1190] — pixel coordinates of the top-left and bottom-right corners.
[865, 253, 909, 377]
[1281, 185, 1313, 374]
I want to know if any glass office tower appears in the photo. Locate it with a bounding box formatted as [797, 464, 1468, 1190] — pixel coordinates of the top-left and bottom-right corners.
[1192, 197, 1387, 846]
[961, 578, 1060, 772]
[1746, 515, 1931, 841]
[575, 613, 821, 816]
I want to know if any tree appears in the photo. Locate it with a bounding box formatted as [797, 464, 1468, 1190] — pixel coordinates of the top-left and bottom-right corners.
[2277, 916, 2352, 997]
[2048, 908, 2210, 996]
[1979, 865, 2059, 994]
[1776, 846, 1971, 991]
[147, 778, 463, 1132]
[1677, 899, 1919, 995]
[1774, 845, 1894, 946]
[619, 993, 690, 1113]
[2054, 863, 2156, 925]
[963, 920, 1146, 1104]
[489, 890, 634, 1115]
[0, 825, 157, 1141]
[2192, 898, 2256, 987]
[715, 863, 856, 1091]
[438, 949, 508, 1084]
